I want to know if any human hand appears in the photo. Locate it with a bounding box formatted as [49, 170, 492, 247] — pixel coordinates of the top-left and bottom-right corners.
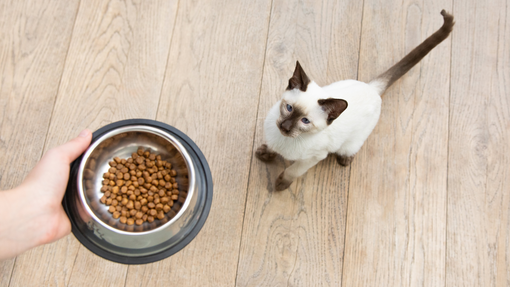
[0, 129, 92, 260]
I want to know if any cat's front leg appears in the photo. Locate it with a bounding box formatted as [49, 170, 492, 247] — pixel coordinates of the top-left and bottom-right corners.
[275, 156, 325, 191]
[256, 144, 278, 162]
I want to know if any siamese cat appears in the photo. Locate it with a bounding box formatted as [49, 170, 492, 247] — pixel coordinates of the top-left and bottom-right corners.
[256, 10, 454, 191]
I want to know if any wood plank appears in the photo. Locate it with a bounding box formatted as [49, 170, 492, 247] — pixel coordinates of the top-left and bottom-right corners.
[236, 0, 363, 286]
[124, 0, 273, 286]
[0, 0, 79, 285]
[446, 1, 510, 286]
[342, 1, 451, 286]
[8, 0, 178, 286]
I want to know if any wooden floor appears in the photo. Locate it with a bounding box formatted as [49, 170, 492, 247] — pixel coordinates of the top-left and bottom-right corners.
[0, 0, 508, 286]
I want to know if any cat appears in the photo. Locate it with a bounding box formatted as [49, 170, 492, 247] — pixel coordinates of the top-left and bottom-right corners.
[256, 10, 455, 191]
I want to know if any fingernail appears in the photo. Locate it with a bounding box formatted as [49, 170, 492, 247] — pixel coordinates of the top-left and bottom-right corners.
[78, 129, 89, 138]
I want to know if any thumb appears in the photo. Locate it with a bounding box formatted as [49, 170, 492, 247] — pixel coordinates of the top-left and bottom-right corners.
[56, 129, 93, 164]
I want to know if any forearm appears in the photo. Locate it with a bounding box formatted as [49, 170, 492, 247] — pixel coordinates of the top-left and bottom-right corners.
[0, 187, 38, 260]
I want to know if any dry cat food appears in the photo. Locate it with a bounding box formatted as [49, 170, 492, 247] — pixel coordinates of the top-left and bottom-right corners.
[99, 147, 184, 227]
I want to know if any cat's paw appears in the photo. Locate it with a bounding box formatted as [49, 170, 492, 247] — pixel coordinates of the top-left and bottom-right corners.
[275, 172, 292, 191]
[336, 155, 354, 167]
[256, 144, 277, 162]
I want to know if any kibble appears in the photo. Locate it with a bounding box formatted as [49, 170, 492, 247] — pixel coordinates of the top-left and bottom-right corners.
[98, 148, 184, 230]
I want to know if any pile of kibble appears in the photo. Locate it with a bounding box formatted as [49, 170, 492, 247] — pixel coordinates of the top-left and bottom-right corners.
[99, 147, 182, 226]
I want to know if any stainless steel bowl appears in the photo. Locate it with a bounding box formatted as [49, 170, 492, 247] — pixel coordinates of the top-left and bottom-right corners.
[63, 119, 213, 264]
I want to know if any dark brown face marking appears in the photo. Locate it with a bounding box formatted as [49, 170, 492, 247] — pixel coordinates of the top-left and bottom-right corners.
[278, 102, 305, 136]
[318, 98, 348, 125]
[287, 61, 310, 92]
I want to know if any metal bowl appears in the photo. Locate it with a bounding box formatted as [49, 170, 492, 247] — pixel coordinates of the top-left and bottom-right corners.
[63, 119, 213, 264]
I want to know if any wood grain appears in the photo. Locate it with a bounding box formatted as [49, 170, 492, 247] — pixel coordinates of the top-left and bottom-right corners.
[124, 0, 272, 286]
[447, 1, 510, 286]
[8, 0, 178, 286]
[0, 0, 80, 286]
[0, 0, 508, 286]
[236, 0, 363, 286]
[342, 0, 452, 286]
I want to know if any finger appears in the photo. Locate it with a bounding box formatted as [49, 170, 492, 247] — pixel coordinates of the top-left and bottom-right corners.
[55, 129, 93, 164]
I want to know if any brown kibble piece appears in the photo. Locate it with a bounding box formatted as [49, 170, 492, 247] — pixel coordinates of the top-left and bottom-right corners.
[100, 149, 182, 227]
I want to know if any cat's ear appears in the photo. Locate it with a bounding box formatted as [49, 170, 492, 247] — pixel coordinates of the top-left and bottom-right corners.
[287, 61, 310, 92]
[318, 98, 348, 125]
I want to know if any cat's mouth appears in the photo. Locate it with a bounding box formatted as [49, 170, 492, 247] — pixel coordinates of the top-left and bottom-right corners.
[278, 124, 298, 138]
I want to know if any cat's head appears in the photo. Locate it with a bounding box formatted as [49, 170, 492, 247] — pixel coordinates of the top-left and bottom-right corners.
[276, 61, 348, 138]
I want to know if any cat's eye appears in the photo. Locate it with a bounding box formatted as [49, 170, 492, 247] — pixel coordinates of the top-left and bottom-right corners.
[286, 104, 293, 112]
[301, 118, 310, 124]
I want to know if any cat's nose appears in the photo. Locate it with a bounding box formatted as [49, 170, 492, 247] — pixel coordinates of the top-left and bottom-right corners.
[280, 120, 292, 132]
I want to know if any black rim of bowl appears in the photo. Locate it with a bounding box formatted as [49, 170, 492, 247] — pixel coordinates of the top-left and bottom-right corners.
[62, 119, 213, 265]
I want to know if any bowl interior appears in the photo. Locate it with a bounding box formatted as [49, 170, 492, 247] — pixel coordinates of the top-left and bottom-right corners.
[80, 128, 191, 233]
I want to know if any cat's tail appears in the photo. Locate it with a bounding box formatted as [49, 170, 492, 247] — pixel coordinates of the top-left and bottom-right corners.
[369, 10, 454, 95]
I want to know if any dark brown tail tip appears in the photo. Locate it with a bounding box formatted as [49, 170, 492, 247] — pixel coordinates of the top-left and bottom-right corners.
[440, 9, 455, 29]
